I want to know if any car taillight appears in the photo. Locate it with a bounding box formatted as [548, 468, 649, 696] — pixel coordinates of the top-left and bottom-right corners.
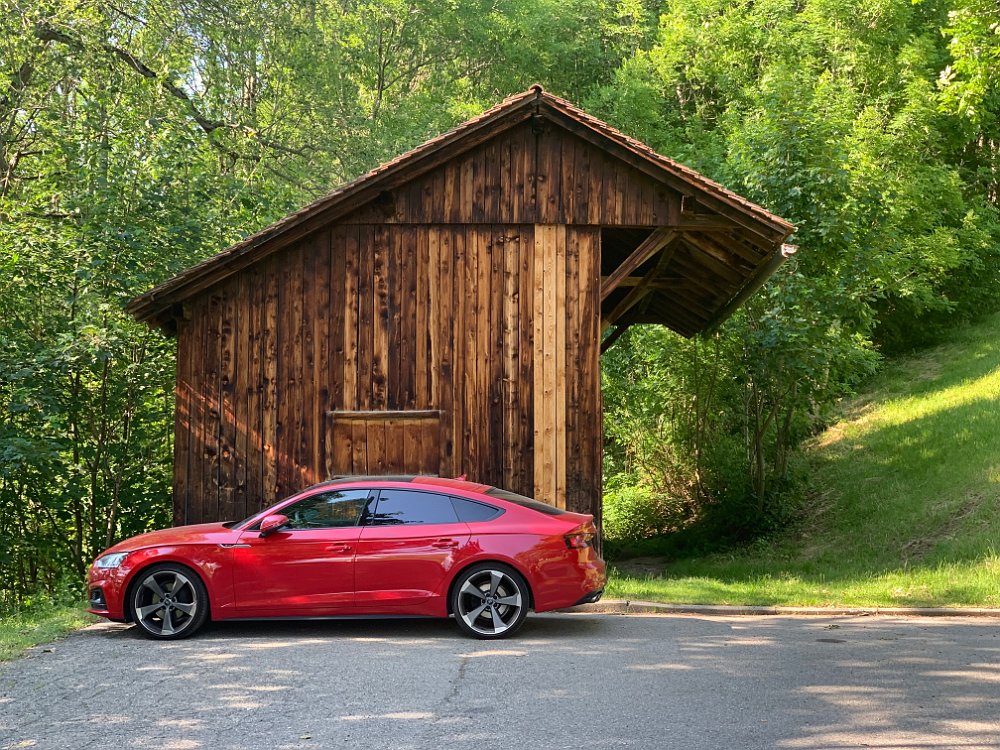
[565, 522, 596, 549]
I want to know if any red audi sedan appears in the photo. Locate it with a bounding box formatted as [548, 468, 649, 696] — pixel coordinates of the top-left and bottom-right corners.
[87, 476, 605, 640]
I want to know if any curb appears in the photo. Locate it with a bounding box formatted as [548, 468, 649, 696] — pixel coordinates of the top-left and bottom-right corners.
[561, 599, 1000, 618]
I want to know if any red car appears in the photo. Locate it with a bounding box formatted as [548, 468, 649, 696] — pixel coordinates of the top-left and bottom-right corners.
[87, 476, 606, 640]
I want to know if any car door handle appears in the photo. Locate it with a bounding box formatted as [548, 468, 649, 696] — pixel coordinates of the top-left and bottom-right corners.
[431, 539, 460, 549]
[325, 544, 353, 553]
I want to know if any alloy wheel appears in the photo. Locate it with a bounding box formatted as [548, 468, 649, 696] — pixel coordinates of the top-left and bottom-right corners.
[455, 568, 526, 637]
[133, 568, 200, 638]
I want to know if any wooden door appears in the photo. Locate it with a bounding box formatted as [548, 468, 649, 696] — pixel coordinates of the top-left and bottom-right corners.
[326, 410, 441, 477]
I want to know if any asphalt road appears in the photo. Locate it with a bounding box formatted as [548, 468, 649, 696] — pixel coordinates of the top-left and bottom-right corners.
[2, 613, 1000, 750]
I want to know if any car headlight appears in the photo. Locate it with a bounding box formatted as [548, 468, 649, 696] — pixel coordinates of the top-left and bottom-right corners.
[94, 552, 129, 569]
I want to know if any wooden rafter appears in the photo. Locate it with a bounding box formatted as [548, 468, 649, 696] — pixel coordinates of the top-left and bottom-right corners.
[600, 228, 676, 302]
[601, 238, 680, 334]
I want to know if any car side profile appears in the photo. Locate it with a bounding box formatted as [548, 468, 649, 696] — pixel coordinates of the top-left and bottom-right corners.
[87, 476, 606, 639]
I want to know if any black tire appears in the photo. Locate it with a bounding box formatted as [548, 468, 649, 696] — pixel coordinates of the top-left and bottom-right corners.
[128, 563, 209, 640]
[451, 562, 530, 639]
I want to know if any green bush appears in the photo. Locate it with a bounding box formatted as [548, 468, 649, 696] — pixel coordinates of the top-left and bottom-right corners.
[603, 484, 685, 543]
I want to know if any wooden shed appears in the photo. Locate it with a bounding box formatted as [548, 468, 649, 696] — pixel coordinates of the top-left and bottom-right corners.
[128, 86, 794, 526]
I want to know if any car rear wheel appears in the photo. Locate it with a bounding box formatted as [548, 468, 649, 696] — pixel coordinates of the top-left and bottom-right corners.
[129, 563, 208, 640]
[452, 563, 529, 639]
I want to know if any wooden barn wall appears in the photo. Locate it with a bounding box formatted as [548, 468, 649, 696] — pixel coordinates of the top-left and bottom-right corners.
[174, 222, 601, 524]
[173, 122, 672, 524]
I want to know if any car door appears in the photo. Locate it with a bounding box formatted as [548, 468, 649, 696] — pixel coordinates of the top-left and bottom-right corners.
[232, 488, 374, 612]
[355, 489, 471, 607]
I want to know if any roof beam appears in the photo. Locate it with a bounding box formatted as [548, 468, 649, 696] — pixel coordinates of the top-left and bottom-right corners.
[601, 238, 679, 334]
[601, 228, 676, 302]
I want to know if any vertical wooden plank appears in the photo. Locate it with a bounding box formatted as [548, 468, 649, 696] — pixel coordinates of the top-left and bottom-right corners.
[574, 136, 591, 226]
[184, 304, 204, 525]
[532, 225, 545, 501]
[437, 228, 455, 477]
[262, 260, 279, 503]
[451, 228, 466, 477]
[232, 274, 249, 520]
[484, 140, 501, 222]
[518, 224, 535, 499]
[172, 323, 193, 526]
[329, 227, 346, 412]
[460, 155, 474, 224]
[564, 227, 582, 512]
[203, 291, 223, 520]
[431, 165, 446, 224]
[314, 230, 331, 480]
[464, 225, 480, 479]
[276, 245, 302, 497]
[247, 263, 264, 512]
[350, 420, 368, 474]
[499, 131, 513, 223]
[501, 228, 519, 491]
[489, 227, 504, 488]
[357, 226, 375, 410]
[427, 226, 440, 409]
[580, 228, 602, 522]
[555, 225, 567, 509]
[444, 160, 458, 223]
[526, 127, 539, 223]
[419, 419, 440, 474]
[561, 134, 576, 226]
[291, 243, 306, 492]
[384, 418, 404, 472]
[539, 132, 563, 223]
[401, 227, 417, 408]
[481, 227, 497, 486]
[542, 225, 557, 507]
[219, 281, 238, 521]
[386, 225, 402, 410]
[367, 420, 387, 475]
[471, 145, 486, 222]
[300, 237, 317, 488]
[509, 127, 524, 224]
[327, 418, 352, 478]
[415, 227, 430, 407]
[342, 225, 359, 412]
[372, 224, 389, 410]
[605, 156, 620, 225]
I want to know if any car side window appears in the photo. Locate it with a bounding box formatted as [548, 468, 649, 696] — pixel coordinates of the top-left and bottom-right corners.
[368, 490, 460, 526]
[451, 497, 503, 522]
[284, 490, 371, 529]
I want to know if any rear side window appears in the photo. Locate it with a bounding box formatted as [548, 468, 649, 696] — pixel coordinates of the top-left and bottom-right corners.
[369, 490, 460, 526]
[485, 487, 569, 516]
[451, 497, 504, 522]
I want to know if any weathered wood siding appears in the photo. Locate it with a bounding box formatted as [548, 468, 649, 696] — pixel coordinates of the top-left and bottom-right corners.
[174, 121, 657, 524]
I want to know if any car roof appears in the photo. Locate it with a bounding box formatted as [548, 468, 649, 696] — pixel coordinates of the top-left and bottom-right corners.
[317, 474, 493, 494]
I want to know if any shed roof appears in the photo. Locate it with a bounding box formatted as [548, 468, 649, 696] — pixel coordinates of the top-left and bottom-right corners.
[128, 86, 794, 335]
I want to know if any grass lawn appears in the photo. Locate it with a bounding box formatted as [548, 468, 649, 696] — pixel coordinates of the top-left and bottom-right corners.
[608, 310, 1000, 608]
[0, 605, 97, 662]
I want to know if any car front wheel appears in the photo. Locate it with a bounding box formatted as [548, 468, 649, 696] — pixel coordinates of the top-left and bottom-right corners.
[129, 563, 209, 640]
[452, 563, 529, 639]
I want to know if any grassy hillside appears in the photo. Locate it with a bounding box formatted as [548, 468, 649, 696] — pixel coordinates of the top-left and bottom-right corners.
[607, 310, 1000, 607]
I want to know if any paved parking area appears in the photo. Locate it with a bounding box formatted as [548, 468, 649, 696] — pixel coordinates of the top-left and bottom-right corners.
[2, 613, 1000, 749]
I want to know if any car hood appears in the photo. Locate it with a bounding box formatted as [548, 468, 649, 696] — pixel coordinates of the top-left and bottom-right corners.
[101, 522, 238, 556]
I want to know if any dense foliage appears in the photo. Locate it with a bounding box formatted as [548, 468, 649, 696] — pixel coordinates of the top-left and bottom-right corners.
[1, 0, 997, 606]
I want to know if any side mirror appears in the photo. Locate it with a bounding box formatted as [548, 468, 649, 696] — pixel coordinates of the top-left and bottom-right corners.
[259, 514, 289, 537]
